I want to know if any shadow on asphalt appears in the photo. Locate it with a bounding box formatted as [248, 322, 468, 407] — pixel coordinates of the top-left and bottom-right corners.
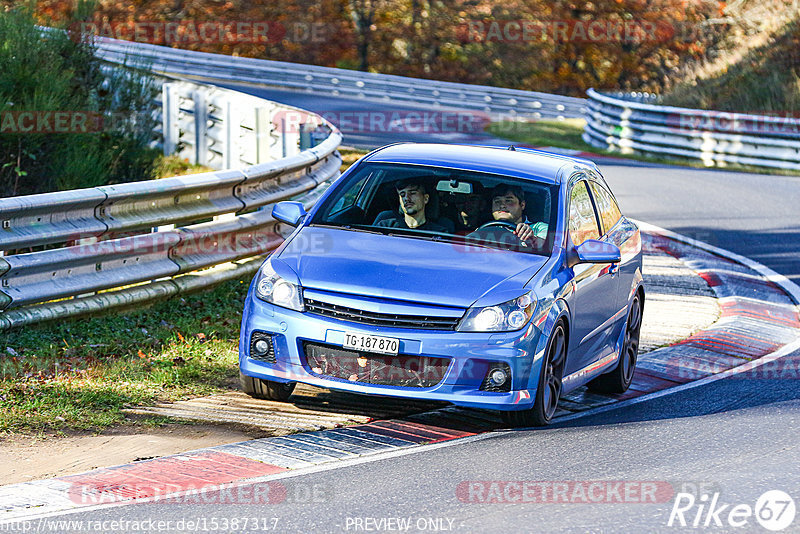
[551, 359, 800, 430]
[667, 225, 800, 286]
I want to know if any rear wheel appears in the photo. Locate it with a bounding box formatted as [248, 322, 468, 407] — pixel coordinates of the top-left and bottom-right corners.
[239, 371, 296, 401]
[588, 292, 643, 394]
[502, 322, 567, 427]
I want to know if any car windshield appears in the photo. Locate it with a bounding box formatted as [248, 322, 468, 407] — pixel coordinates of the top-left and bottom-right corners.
[310, 162, 559, 256]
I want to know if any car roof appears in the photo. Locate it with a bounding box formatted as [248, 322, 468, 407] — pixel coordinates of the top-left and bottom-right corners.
[362, 143, 598, 185]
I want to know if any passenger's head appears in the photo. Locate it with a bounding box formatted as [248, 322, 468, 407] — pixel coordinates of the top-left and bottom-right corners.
[456, 183, 485, 217]
[490, 184, 526, 224]
[395, 178, 430, 217]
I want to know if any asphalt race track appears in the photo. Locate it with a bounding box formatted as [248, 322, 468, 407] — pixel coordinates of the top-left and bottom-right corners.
[32, 376, 800, 532]
[4, 87, 799, 533]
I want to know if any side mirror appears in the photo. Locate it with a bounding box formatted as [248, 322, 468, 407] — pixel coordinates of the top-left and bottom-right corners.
[568, 239, 621, 267]
[272, 201, 307, 227]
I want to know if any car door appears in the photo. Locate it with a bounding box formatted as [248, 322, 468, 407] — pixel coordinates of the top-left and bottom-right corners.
[564, 177, 621, 376]
[588, 179, 630, 331]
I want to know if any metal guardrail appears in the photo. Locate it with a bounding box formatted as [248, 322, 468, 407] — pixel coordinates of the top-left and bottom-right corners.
[583, 89, 800, 171]
[0, 78, 342, 330]
[93, 37, 586, 121]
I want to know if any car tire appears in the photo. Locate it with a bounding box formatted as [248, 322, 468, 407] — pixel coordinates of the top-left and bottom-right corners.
[239, 371, 296, 401]
[587, 292, 643, 394]
[502, 321, 567, 427]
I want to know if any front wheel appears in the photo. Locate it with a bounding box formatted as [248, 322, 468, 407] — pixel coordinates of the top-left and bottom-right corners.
[502, 322, 567, 427]
[587, 292, 643, 394]
[240, 371, 296, 401]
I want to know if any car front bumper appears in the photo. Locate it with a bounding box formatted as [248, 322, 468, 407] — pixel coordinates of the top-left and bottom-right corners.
[239, 293, 549, 411]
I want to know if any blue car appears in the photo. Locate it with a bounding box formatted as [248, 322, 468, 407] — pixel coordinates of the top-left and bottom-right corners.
[239, 143, 644, 426]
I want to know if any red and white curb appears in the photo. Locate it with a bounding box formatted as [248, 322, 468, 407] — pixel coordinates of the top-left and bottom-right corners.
[1, 224, 798, 523]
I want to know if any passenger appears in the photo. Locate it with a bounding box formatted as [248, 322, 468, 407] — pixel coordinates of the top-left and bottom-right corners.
[467, 184, 548, 247]
[374, 178, 447, 232]
[453, 183, 489, 233]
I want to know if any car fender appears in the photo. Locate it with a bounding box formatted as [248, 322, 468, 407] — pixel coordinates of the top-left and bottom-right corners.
[607, 279, 645, 373]
[624, 265, 645, 304]
[523, 297, 570, 391]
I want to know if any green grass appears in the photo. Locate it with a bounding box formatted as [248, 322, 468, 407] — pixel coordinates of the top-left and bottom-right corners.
[152, 154, 215, 179]
[663, 19, 800, 114]
[488, 119, 800, 176]
[489, 118, 589, 150]
[338, 147, 368, 170]
[0, 276, 250, 435]
[0, 149, 369, 438]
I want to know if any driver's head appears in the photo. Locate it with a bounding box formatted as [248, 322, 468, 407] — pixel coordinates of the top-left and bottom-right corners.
[395, 178, 429, 217]
[490, 184, 526, 224]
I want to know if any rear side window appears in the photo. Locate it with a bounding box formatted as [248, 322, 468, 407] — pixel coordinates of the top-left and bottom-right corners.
[590, 182, 622, 234]
[568, 181, 600, 246]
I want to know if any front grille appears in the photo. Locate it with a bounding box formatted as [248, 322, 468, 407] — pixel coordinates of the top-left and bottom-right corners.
[304, 298, 461, 330]
[304, 342, 449, 388]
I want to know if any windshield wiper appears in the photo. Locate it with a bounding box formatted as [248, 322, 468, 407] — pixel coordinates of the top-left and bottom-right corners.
[386, 231, 463, 244]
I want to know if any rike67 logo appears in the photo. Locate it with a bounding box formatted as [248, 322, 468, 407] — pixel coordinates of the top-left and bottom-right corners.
[668, 490, 796, 531]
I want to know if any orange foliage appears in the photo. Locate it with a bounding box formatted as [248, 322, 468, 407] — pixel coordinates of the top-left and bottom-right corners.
[13, 0, 729, 96]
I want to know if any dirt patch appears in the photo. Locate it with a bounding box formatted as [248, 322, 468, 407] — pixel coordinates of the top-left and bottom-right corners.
[0, 420, 263, 486]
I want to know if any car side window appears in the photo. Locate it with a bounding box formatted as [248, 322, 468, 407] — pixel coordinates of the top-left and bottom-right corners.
[589, 182, 622, 235]
[568, 181, 600, 246]
[328, 174, 370, 215]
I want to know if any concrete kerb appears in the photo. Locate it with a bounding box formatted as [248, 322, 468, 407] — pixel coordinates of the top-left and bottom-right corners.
[1, 223, 799, 523]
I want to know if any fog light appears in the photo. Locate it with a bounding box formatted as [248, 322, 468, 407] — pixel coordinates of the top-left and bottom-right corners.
[489, 368, 508, 386]
[254, 339, 270, 355]
[480, 362, 512, 392]
[249, 332, 275, 363]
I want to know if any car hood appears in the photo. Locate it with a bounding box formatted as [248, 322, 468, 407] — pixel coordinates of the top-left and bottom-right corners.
[277, 226, 547, 308]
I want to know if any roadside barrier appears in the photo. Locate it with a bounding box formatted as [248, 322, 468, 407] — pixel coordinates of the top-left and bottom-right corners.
[0, 77, 341, 331]
[94, 36, 586, 121]
[583, 89, 800, 171]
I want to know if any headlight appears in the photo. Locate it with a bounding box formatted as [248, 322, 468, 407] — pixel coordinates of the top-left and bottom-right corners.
[458, 292, 535, 332]
[255, 260, 304, 312]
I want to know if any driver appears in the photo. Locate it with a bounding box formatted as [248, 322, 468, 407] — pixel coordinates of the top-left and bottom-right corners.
[374, 178, 447, 232]
[467, 184, 548, 247]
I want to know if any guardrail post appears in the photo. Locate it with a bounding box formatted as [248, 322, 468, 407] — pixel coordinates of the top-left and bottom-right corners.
[255, 107, 272, 164]
[223, 99, 234, 169]
[193, 89, 209, 166]
[162, 83, 179, 156]
[299, 123, 313, 151]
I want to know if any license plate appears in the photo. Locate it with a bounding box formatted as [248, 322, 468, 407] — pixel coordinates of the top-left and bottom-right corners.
[342, 332, 400, 355]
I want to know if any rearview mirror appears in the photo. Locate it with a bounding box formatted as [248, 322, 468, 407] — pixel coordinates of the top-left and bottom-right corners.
[436, 180, 473, 194]
[272, 201, 307, 227]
